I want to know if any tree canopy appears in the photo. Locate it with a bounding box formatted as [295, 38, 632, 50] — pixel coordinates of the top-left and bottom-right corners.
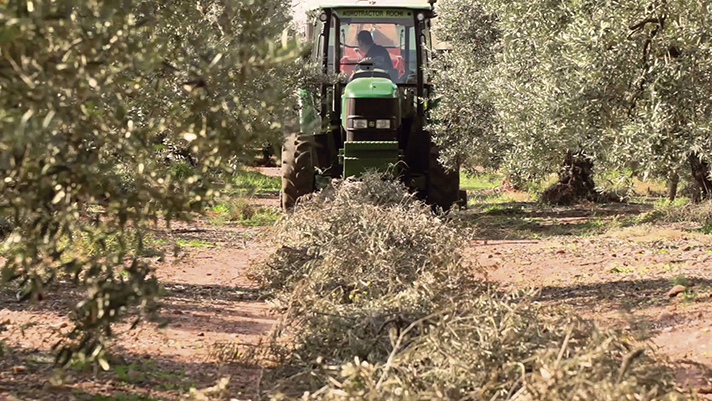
[0, 0, 299, 364]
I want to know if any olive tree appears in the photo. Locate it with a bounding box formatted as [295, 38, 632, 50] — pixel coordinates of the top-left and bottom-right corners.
[0, 0, 299, 365]
[433, 0, 712, 201]
[429, 1, 501, 173]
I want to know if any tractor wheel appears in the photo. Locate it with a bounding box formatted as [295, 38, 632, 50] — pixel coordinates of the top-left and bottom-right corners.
[427, 146, 460, 212]
[281, 133, 315, 210]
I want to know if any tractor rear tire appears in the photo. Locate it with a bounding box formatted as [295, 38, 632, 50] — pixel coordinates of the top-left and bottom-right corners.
[281, 133, 315, 210]
[427, 146, 460, 212]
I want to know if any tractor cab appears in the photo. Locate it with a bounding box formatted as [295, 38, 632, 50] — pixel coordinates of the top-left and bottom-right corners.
[281, 0, 465, 211]
[334, 11, 422, 83]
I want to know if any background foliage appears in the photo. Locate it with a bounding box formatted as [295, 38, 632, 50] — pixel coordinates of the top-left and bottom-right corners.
[0, 0, 299, 364]
[432, 0, 712, 192]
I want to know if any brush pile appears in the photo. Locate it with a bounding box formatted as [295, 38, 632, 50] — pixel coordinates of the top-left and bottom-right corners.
[250, 174, 685, 400]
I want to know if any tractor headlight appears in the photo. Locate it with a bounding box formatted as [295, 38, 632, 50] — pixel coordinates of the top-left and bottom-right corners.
[376, 119, 391, 129]
[352, 119, 368, 129]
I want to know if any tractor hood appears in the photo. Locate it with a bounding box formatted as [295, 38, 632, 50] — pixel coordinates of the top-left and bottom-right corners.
[341, 76, 400, 137]
[343, 77, 398, 99]
[341, 76, 401, 142]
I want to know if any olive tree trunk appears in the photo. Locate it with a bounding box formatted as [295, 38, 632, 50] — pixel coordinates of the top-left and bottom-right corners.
[689, 154, 712, 202]
[541, 151, 619, 205]
[668, 171, 679, 202]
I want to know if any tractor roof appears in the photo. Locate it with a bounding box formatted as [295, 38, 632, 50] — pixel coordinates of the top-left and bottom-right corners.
[308, 0, 434, 11]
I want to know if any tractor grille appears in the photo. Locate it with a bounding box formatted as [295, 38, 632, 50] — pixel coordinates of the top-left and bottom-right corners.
[344, 98, 399, 142]
[345, 98, 398, 118]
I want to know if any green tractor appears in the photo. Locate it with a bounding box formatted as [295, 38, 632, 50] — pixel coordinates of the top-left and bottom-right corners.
[281, 0, 465, 210]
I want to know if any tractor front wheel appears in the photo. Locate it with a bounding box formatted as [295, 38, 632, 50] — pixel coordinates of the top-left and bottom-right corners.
[281, 133, 315, 210]
[427, 146, 460, 212]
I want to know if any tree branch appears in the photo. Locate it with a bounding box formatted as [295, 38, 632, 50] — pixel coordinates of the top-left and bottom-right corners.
[628, 17, 662, 32]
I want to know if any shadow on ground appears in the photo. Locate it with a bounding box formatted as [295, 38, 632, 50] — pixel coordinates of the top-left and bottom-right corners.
[0, 343, 262, 400]
[459, 201, 654, 240]
[0, 281, 274, 400]
[533, 277, 712, 337]
[0, 282, 261, 314]
[1, 281, 271, 343]
[536, 277, 712, 306]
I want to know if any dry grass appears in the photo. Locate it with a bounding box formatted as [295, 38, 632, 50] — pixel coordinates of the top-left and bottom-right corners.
[251, 174, 688, 400]
[296, 301, 682, 400]
[656, 200, 712, 224]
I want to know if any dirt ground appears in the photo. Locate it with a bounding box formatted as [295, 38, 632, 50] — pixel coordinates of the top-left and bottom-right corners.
[1, 173, 711, 399]
[0, 220, 279, 400]
[0, 168, 284, 400]
[469, 201, 712, 398]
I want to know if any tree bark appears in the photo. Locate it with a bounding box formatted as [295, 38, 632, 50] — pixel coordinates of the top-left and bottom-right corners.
[689, 154, 712, 202]
[667, 171, 679, 202]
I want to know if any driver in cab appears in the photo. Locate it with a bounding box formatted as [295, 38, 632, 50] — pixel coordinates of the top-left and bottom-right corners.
[357, 30, 398, 81]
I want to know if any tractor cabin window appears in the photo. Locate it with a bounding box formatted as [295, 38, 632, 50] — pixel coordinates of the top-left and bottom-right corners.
[335, 10, 419, 84]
